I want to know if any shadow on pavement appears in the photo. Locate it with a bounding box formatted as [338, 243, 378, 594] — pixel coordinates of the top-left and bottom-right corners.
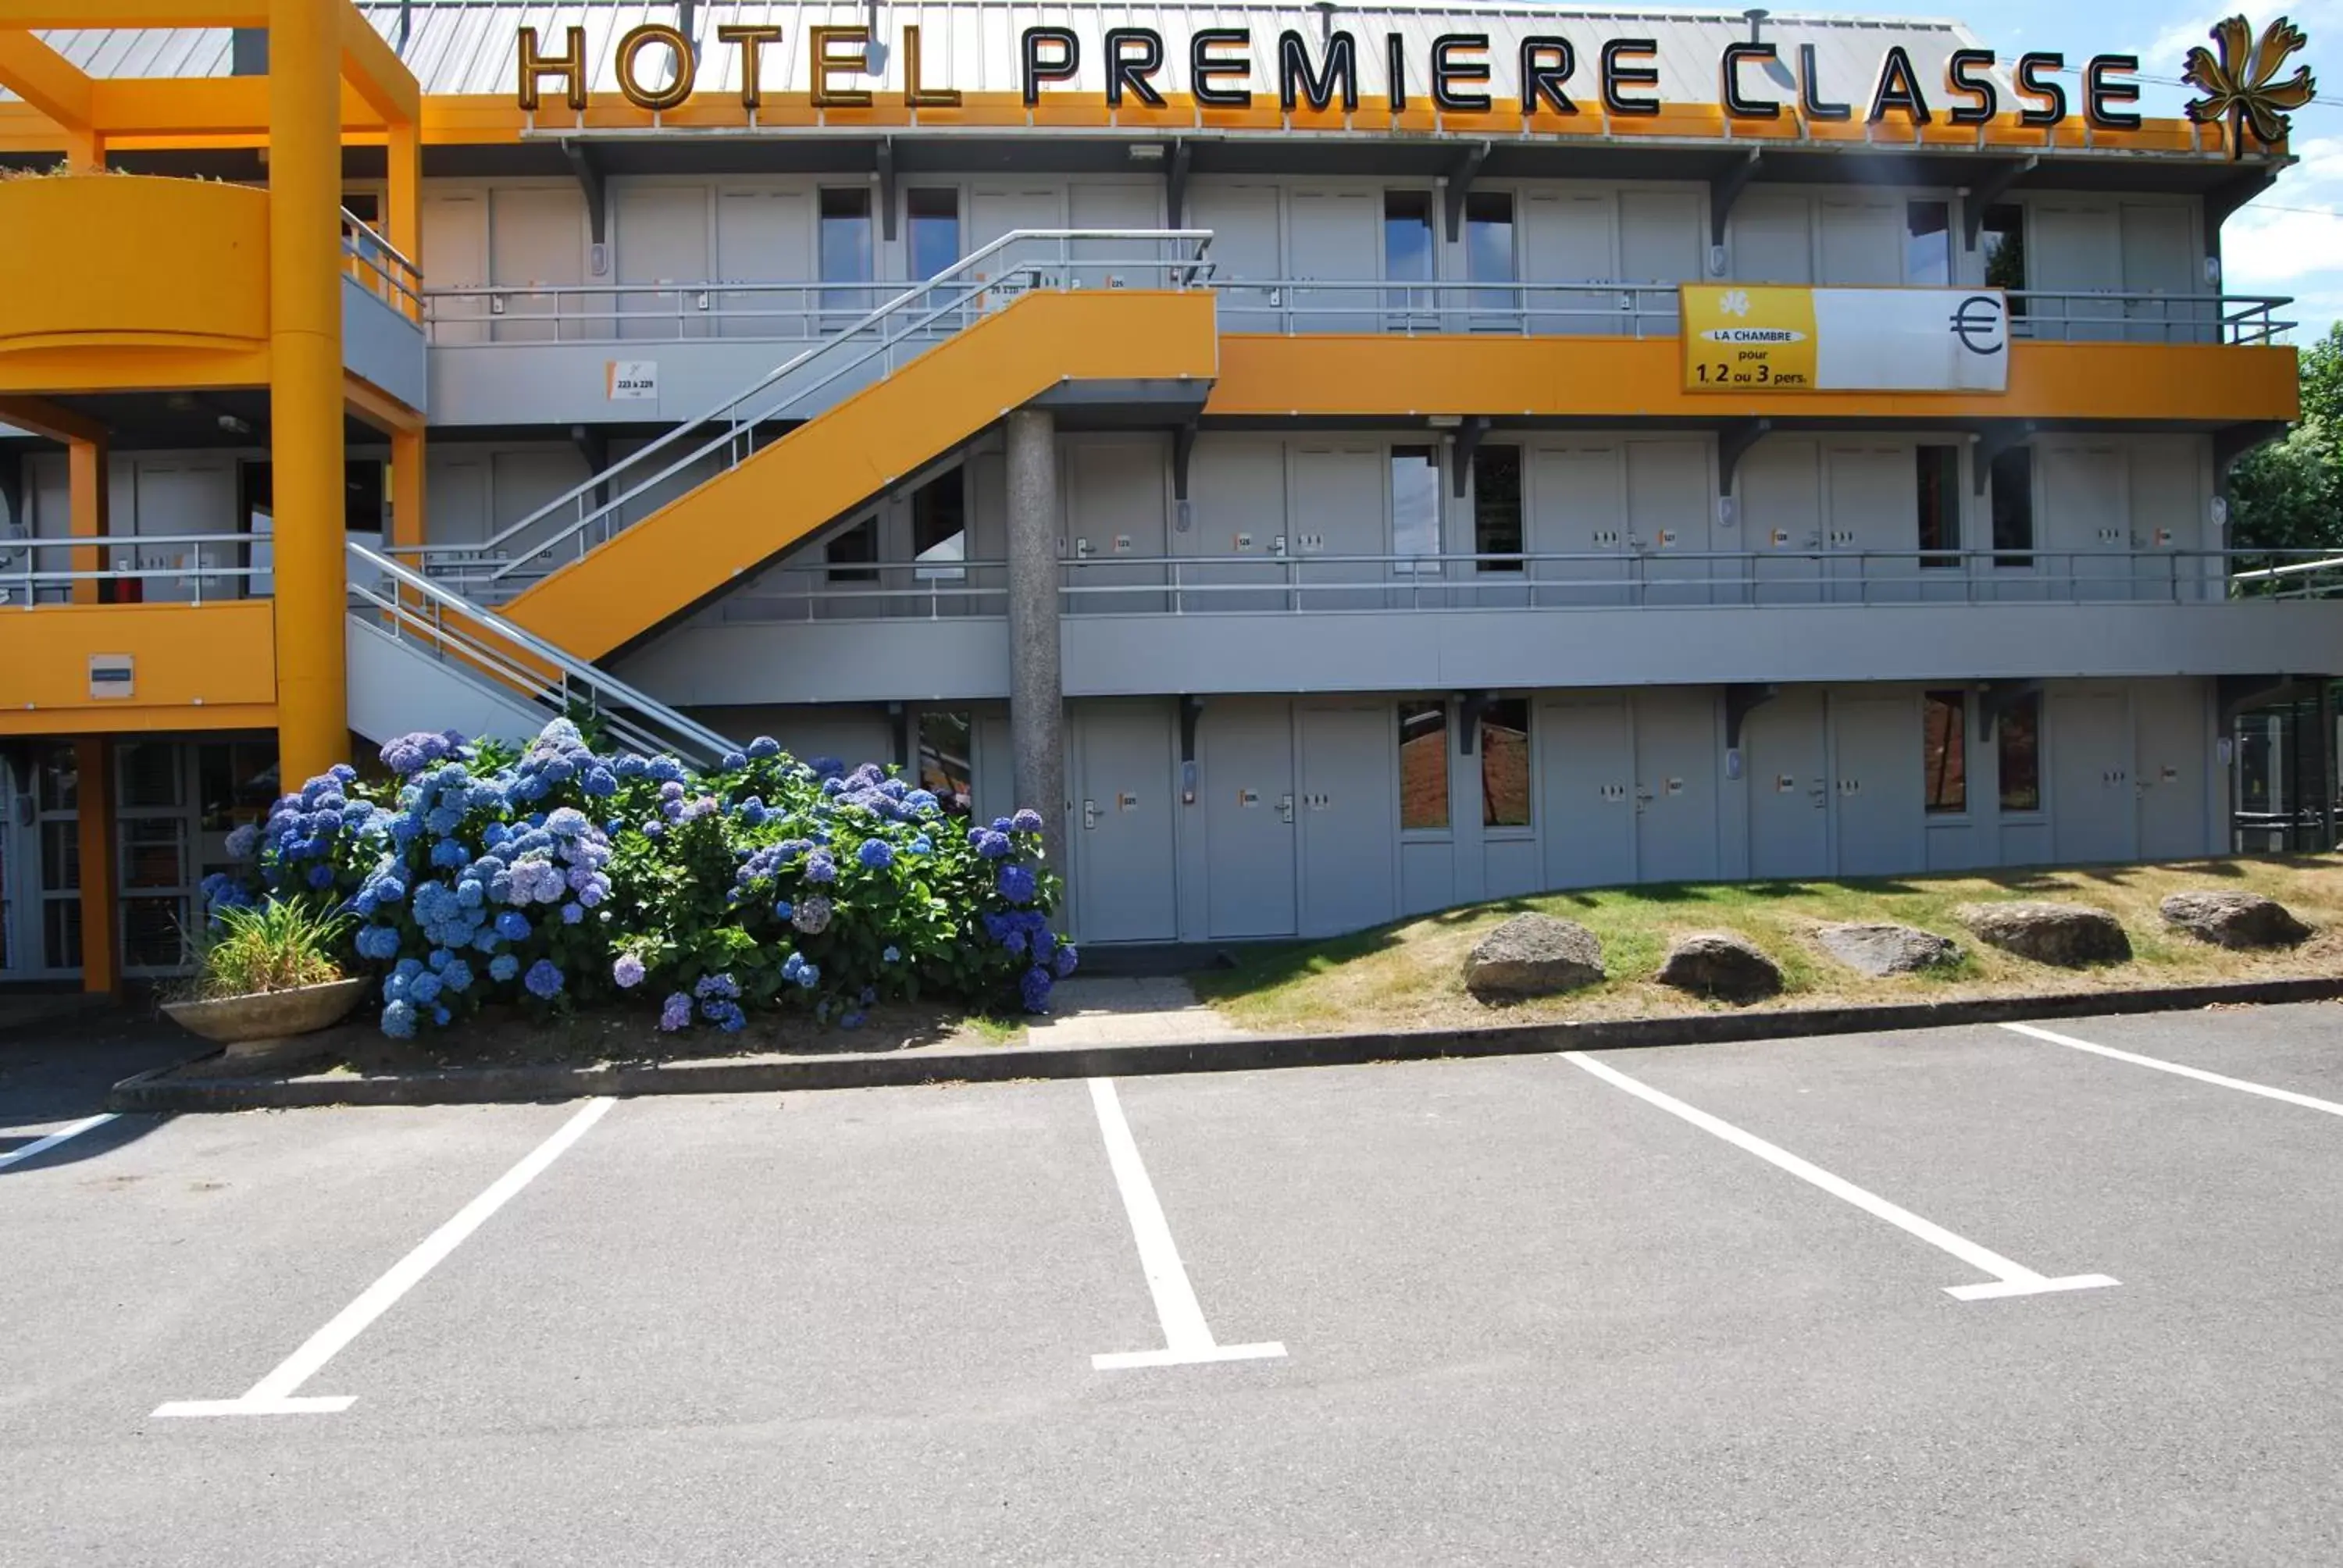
[0, 997, 198, 1174]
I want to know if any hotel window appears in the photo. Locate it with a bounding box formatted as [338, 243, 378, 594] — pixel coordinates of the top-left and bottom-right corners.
[826, 519, 878, 584]
[1923, 690, 1967, 814]
[1466, 192, 1515, 280]
[918, 710, 975, 819]
[1384, 191, 1435, 316]
[1981, 203, 2026, 312]
[1471, 447, 1523, 571]
[905, 187, 961, 283]
[1998, 693, 2043, 812]
[1399, 701, 1450, 832]
[1480, 698, 1532, 829]
[818, 187, 874, 324]
[1905, 201, 1951, 287]
[1917, 446, 1960, 565]
[1391, 445, 1441, 568]
[1990, 447, 2034, 566]
[911, 469, 967, 582]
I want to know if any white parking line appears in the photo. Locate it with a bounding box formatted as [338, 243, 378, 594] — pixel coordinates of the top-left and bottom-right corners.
[153, 1097, 613, 1418]
[2000, 1021, 2343, 1117]
[0, 1114, 119, 1171]
[1564, 1052, 2117, 1303]
[1086, 1078, 1286, 1370]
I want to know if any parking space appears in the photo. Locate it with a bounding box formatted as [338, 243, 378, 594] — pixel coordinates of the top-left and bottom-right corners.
[5, 1001, 2343, 1563]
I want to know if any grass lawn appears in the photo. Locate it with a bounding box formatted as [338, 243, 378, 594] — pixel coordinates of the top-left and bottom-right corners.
[1189, 856, 2343, 1035]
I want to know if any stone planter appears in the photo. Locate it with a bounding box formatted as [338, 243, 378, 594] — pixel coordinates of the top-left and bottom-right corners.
[162, 976, 372, 1060]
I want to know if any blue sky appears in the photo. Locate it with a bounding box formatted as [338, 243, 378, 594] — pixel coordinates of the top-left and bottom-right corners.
[1874, 0, 2343, 342]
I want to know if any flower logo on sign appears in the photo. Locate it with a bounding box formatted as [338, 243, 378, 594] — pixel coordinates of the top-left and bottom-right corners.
[2183, 14, 2316, 157]
[1719, 288, 1752, 317]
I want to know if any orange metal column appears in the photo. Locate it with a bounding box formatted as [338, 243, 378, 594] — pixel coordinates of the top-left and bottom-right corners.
[266, 0, 349, 788]
[73, 737, 117, 995]
[66, 437, 105, 604]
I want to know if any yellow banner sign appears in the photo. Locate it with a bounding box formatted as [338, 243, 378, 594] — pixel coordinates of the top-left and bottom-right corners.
[1681, 286, 1818, 391]
[1682, 285, 2011, 394]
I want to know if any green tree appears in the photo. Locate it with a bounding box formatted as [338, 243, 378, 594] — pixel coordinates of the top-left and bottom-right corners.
[2230, 322, 2343, 554]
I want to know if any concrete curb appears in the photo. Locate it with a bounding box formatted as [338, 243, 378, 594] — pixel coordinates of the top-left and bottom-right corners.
[109, 974, 2343, 1114]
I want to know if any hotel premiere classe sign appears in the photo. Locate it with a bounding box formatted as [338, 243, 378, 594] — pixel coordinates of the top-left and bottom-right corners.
[514, 12, 2310, 153]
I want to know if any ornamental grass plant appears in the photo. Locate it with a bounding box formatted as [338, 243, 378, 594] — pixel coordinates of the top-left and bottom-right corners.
[201, 720, 1074, 1039]
[178, 897, 350, 1003]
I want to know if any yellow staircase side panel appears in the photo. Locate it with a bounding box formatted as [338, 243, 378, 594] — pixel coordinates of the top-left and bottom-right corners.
[501, 290, 1218, 661]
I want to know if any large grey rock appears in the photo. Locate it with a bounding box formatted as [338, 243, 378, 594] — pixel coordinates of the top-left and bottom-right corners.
[1464, 914, 1606, 1001]
[1817, 922, 1963, 977]
[1654, 932, 1783, 1003]
[1954, 902, 2131, 967]
[2159, 890, 2311, 950]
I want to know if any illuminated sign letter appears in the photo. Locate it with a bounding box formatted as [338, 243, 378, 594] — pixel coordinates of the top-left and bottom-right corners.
[615, 23, 694, 113]
[1192, 29, 1254, 108]
[901, 26, 961, 108]
[719, 23, 783, 111]
[1945, 48, 1998, 125]
[1600, 37, 1660, 116]
[2085, 53, 2141, 130]
[516, 25, 587, 113]
[1431, 34, 1491, 112]
[1721, 42, 1781, 118]
[1020, 27, 1079, 106]
[1520, 37, 1578, 116]
[2016, 52, 2067, 126]
[1386, 33, 1410, 110]
[1866, 45, 1931, 123]
[810, 25, 873, 109]
[1278, 29, 1360, 112]
[1798, 42, 1852, 120]
[1106, 28, 1168, 107]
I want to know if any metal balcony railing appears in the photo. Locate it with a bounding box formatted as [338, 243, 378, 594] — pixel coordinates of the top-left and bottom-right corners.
[626, 547, 2343, 623]
[348, 543, 736, 764]
[341, 206, 423, 323]
[408, 229, 1214, 599]
[0, 533, 266, 606]
[421, 272, 2295, 348]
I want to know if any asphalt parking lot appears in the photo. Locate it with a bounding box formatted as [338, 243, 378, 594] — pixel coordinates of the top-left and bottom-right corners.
[5, 1002, 2342, 1566]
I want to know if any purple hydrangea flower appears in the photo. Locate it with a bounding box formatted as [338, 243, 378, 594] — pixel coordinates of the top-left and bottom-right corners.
[791, 896, 833, 935]
[613, 953, 647, 989]
[1010, 808, 1045, 833]
[658, 992, 693, 1032]
[523, 959, 564, 1000]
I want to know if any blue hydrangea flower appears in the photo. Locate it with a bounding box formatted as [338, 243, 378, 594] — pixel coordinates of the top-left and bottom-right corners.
[523, 959, 564, 1000]
[490, 953, 520, 983]
[972, 829, 1012, 860]
[882, 946, 900, 964]
[381, 1000, 419, 1038]
[441, 959, 475, 993]
[858, 839, 894, 870]
[806, 851, 838, 885]
[1010, 808, 1045, 833]
[561, 902, 584, 925]
[223, 822, 259, 859]
[998, 864, 1037, 904]
[908, 836, 933, 855]
[748, 736, 781, 760]
[701, 999, 747, 1032]
[494, 911, 531, 942]
[694, 972, 741, 1000]
[1054, 943, 1080, 978]
[658, 992, 693, 1032]
[719, 750, 748, 772]
[356, 924, 401, 960]
[613, 953, 647, 989]
[1020, 968, 1054, 1014]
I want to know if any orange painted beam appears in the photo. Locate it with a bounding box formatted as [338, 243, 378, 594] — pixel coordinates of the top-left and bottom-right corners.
[0, 394, 105, 444]
[338, 0, 417, 127]
[87, 76, 385, 135]
[344, 369, 423, 433]
[501, 289, 1219, 659]
[0, 600, 278, 718]
[0, 30, 93, 129]
[1204, 336, 2301, 426]
[0, 2, 266, 24]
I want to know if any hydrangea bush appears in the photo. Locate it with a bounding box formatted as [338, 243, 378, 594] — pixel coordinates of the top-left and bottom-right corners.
[203, 720, 1074, 1038]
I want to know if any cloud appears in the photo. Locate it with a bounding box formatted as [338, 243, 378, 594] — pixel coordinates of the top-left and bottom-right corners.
[2227, 137, 2343, 340]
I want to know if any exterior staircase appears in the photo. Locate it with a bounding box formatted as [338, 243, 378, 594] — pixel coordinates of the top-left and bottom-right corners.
[416, 231, 1218, 661]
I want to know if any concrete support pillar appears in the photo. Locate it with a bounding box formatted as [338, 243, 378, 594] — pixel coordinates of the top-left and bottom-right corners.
[1004, 408, 1065, 875]
[268, 0, 350, 789]
[66, 437, 105, 604]
[73, 738, 118, 995]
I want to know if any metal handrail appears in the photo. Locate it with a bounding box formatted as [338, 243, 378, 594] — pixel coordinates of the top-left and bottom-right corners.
[347, 542, 736, 764]
[341, 206, 423, 319]
[0, 533, 266, 606]
[417, 229, 1213, 589]
[2231, 554, 2343, 582]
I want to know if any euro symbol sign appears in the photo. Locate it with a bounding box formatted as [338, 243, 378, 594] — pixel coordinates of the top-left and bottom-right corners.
[1949, 294, 2006, 356]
